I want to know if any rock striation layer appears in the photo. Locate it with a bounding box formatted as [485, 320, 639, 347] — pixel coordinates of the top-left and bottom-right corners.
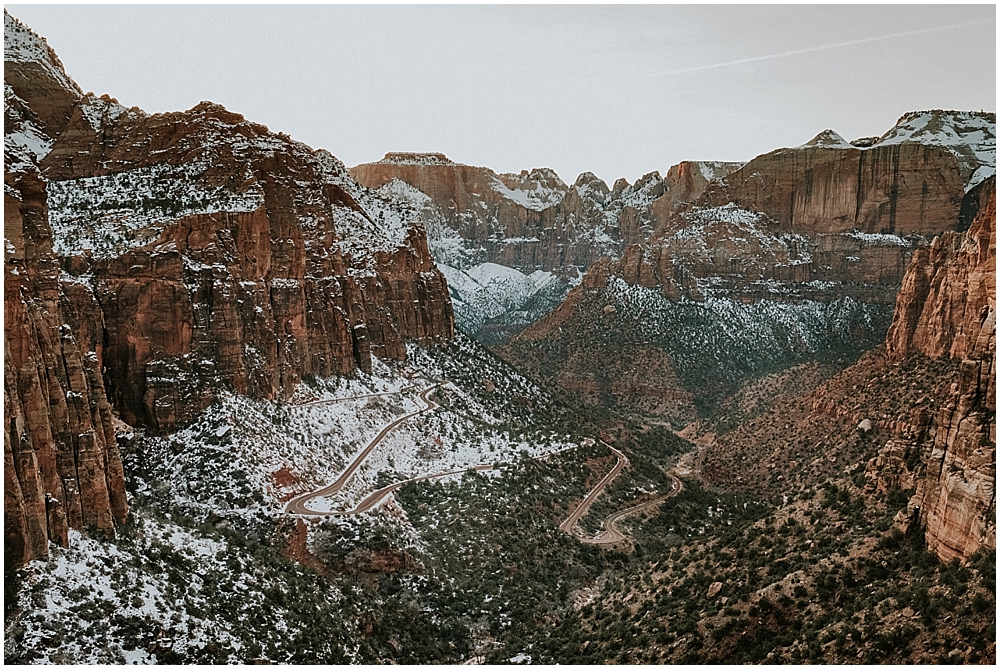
[4, 11, 453, 565]
[883, 177, 995, 563]
[352, 153, 743, 275]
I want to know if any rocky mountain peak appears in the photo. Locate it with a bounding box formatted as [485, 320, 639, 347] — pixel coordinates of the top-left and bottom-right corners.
[799, 128, 853, 149]
[875, 109, 995, 189]
[5, 11, 82, 141]
[497, 166, 568, 197]
[4, 10, 81, 94]
[573, 170, 609, 191]
[701, 109, 995, 235]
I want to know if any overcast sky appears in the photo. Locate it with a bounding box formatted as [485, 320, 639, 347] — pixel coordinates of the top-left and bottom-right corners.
[7, 3, 996, 184]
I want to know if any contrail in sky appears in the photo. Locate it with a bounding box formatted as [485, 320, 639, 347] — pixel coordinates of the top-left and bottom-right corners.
[657, 18, 995, 77]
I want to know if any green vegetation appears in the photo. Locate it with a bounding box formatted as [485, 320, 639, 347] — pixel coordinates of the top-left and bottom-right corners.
[517, 472, 996, 665]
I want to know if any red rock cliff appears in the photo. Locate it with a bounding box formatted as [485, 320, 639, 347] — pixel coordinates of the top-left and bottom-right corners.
[884, 177, 995, 563]
[702, 114, 994, 236]
[5, 10, 128, 568]
[5, 169, 128, 568]
[30, 101, 453, 435]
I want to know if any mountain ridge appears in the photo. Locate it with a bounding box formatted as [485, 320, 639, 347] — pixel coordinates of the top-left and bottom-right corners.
[4, 10, 454, 567]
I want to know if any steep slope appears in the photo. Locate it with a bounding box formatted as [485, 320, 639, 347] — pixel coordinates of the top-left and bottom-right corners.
[351, 153, 742, 340]
[41, 101, 454, 431]
[5, 11, 126, 568]
[4, 12, 453, 565]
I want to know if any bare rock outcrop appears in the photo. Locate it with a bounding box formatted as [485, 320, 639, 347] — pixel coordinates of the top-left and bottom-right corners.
[703, 111, 994, 236]
[4, 12, 453, 565]
[499, 115, 993, 424]
[883, 177, 995, 563]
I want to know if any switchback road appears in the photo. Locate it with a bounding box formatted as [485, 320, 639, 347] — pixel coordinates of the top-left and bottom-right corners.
[558, 445, 629, 534]
[578, 474, 683, 544]
[285, 385, 439, 515]
[287, 384, 675, 545]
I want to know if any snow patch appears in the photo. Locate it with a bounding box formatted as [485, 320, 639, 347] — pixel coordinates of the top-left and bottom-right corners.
[490, 172, 567, 212]
[4, 11, 82, 96]
[843, 230, 911, 247]
[46, 162, 264, 258]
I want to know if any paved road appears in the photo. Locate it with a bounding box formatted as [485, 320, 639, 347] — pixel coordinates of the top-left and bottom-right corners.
[579, 473, 683, 544]
[285, 385, 439, 515]
[558, 445, 629, 533]
[335, 441, 593, 515]
[292, 383, 419, 408]
[336, 464, 496, 515]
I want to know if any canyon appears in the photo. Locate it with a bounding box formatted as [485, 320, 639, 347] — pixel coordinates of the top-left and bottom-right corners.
[4, 9, 995, 665]
[351, 152, 742, 340]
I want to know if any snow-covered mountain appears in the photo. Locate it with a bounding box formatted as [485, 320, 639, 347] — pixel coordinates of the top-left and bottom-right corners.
[500, 111, 995, 423]
[353, 153, 743, 340]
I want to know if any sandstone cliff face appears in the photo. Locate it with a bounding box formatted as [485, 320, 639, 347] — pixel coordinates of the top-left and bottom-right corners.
[3, 11, 82, 140]
[351, 154, 621, 273]
[5, 11, 128, 568]
[601, 204, 916, 304]
[4, 13, 453, 564]
[5, 168, 127, 568]
[702, 113, 994, 236]
[881, 177, 995, 563]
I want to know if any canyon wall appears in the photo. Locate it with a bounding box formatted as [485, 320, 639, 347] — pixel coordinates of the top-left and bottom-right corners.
[4, 11, 453, 566]
[350, 153, 743, 275]
[884, 177, 995, 563]
[351, 153, 743, 341]
[5, 169, 127, 567]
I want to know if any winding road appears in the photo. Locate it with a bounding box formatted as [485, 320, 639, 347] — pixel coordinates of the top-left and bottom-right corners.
[558, 445, 629, 534]
[293, 383, 419, 408]
[577, 474, 683, 544]
[338, 464, 495, 514]
[338, 444, 583, 515]
[285, 385, 440, 515]
[285, 382, 679, 545]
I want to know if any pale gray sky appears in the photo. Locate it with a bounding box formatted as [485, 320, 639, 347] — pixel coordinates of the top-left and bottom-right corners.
[6, 3, 996, 184]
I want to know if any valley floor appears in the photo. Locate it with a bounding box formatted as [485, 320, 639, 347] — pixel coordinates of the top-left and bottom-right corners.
[4, 336, 995, 664]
